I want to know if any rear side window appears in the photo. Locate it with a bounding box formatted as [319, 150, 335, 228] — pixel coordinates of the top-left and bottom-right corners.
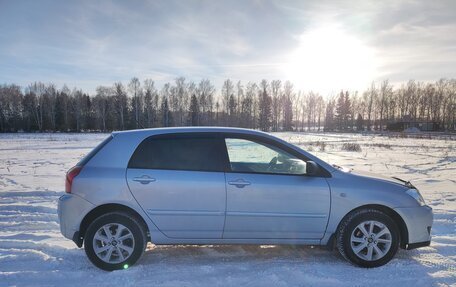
[128, 135, 225, 172]
[77, 135, 113, 167]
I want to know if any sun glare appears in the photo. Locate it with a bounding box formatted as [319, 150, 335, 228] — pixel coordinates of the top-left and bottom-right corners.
[282, 26, 377, 94]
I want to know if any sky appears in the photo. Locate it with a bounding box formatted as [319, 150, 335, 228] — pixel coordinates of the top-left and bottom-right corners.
[0, 0, 455, 95]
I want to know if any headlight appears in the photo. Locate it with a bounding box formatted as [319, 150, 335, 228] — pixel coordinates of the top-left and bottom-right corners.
[406, 189, 426, 206]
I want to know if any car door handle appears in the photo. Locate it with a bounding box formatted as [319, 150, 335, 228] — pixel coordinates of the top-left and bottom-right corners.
[228, 179, 251, 188]
[132, 175, 156, 184]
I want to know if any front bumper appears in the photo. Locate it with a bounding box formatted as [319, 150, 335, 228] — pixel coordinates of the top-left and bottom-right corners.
[407, 240, 431, 250]
[58, 194, 95, 244]
[394, 205, 433, 247]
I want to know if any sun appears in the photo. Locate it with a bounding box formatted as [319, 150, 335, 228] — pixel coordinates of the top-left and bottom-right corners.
[282, 26, 377, 94]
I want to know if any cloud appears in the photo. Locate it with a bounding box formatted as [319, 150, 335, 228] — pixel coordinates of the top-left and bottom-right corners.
[0, 0, 455, 94]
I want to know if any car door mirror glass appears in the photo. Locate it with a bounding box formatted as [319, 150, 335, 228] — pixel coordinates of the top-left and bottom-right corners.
[306, 161, 319, 176]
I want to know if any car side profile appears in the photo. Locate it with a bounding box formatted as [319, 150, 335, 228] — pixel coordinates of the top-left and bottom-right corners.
[58, 127, 433, 270]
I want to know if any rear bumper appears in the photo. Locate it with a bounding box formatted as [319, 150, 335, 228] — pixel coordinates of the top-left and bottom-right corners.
[394, 205, 433, 246]
[58, 194, 95, 245]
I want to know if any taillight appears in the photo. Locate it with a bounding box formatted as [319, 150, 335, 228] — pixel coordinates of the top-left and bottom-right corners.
[65, 166, 82, 193]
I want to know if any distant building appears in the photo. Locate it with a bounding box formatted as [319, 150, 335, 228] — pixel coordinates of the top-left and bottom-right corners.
[387, 119, 440, 132]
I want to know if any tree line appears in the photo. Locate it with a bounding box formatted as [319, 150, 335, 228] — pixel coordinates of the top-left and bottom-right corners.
[0, 77, 455, 133]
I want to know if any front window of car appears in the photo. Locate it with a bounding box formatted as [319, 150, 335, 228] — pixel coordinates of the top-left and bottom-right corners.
[225, 138, 307, 175]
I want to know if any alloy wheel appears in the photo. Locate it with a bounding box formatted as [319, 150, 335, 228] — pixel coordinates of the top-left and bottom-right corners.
[92, 223, 135, 264]
[350, 220, 392, 261]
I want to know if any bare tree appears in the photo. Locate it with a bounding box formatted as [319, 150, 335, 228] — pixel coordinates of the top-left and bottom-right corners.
[26, 82, 46, 131]
[143, 79, 158, 128]
[235, 81, 244, 126]
[128, 77, 141, 128]
[242, 82, 257, 129]
[271, 80, 282, 132]
[377, 80, 392, 130]
[0, 77, 455, 133]
[44, 84, 58, 130]
[198, 79, 215, 125]
[282, 81, 294, 131]
[94, 86, 111, 131]
[114, 82, 128, 130]
[258, 80, 272, 131]
[316, 94, 325, 131]
[0, 84, 22, 132]
[176, 77, 189, 126]
[364, 82, 377, 130]
[71, 89, 86, 131]
[221, 79, 234, 125]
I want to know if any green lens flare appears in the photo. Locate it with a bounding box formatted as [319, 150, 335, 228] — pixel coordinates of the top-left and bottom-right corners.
[123, 264, 129, 269]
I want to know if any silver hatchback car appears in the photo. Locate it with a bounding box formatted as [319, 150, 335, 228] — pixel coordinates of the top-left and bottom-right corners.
[58, 127, 433, 270]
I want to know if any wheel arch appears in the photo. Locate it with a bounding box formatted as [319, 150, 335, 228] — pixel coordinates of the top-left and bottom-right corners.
[79, 203, 151, 246]
[336, 204, 409, 249]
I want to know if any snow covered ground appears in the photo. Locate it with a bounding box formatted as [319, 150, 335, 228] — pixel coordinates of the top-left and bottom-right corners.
[0, 132, 454, 287]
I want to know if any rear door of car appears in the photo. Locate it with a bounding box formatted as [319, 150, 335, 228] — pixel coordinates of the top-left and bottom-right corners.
[126, 133, 227, 239]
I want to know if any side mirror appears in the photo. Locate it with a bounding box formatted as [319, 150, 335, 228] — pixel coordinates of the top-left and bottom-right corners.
[306, 161, 319, 176]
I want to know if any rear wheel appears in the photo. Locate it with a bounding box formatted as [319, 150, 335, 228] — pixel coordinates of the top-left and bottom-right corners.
[337, 208, 399, 268]
[84, 211, 147, 271]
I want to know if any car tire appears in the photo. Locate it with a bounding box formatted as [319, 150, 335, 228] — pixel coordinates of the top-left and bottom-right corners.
[336, 208, 400, 268]
[84, 211, 147, 271]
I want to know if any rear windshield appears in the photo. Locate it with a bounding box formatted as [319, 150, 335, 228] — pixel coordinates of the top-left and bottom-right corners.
[77, 135, 113, 167]
[128, 135, 224, 172]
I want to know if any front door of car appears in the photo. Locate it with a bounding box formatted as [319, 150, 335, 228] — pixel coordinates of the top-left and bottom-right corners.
[222, 136, 331, 239]
[126, 133, 226, 239]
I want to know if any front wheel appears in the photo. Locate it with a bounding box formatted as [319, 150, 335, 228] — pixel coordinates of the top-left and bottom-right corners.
[336, 208, 400, 268]
[84, 212, 147, 271]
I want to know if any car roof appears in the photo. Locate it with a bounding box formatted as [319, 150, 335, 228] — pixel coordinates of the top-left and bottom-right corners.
[112, 126, 270, 137]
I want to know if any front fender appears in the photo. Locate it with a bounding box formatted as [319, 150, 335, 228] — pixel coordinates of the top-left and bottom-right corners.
[323, 170, 416, 240]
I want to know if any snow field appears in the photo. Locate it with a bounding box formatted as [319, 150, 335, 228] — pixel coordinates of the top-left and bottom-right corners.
[0, 132, 454, 286]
